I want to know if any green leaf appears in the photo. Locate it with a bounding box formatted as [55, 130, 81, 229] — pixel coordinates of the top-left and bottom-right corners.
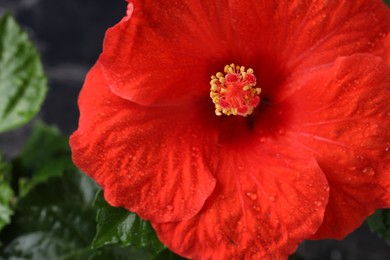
[92, 190, 166, 254]
[18, 121, 70, 171]
[0, 14, 47, 133]
[4, 232, 156, 260]
[385, 0, 390, 8]
[2, 169, 156, 260]
[2, 170, 100, 259]
[0, 181, 13, 232]
[0, 156, 13, 232]
[367, 209, 390, 245]
[153, 249, 186, 260]
[13, 122, 72, 196]
[0, 154, 12, 185]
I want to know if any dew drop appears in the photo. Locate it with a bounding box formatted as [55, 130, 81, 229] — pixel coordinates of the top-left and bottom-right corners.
[246, 192, 257, 200]
[362, 167, 375, 176]
[268, 196, 275, 202]
[166, 205, 173, 211]
[314, 201, 322, 206]
[356, 155, 365, 160]
[252, 205, 260, 211]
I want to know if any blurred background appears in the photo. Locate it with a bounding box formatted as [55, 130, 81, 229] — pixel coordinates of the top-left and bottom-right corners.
[0, 0, 389, 259]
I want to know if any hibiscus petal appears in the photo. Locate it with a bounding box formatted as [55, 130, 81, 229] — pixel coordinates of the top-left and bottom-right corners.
[228, 0, 390, 86]
[287, 54, 390, 238]
[153, 139, 329, 259]
[382, 34, 390, 63]
[69, 63, 218, 223]
[100, 0, 237, 106]
[100, 1, 390, 108]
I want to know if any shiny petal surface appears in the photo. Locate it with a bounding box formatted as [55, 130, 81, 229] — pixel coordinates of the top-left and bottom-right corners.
[100, 0, 235, 105]
[100, 0, 390, 107]
[383, 34, 390, 63]
[230, 0, 390, 68]
[153, 139, 329, 259]
[70, 63, 218, 223]
[286, 55, 390, 238]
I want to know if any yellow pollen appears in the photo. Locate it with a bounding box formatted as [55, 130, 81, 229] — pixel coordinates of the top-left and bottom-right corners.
[209, 63, 261, 117]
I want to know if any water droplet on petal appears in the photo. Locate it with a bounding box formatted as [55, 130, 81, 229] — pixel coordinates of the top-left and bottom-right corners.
[362, 167, 375, 176]
[166, 205, 173, 210]
[246, 192, 257, 200]
[314, 201, 322, 206]
[252, 205, 260, 211]
[268, 195, 275, 202]
[356, 155, 365, 160]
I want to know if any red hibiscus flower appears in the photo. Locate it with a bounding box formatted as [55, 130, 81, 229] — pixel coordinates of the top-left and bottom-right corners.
[70, 0, 390, 259]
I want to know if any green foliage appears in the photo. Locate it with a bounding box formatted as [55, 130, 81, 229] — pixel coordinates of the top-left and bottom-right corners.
[0, 122, 98, 258]
[153, 249, 187, 260]
[0, 182, 13, 232]
[13, 122, 73, 196]
[92, 190, 166, 254]
[367, 209, 390, 245]
[0, 162, 13, 233]
[0, 156, 13, 233]
[2, 168, 159, 259]
[2, 171, 98, 259]
[0, 14, 47, 133]
[385, 0, 390, 7]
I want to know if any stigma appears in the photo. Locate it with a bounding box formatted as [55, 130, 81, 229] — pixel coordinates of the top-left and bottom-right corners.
[210, 64, 261, 117]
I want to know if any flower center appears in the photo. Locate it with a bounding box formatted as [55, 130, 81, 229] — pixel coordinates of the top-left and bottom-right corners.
[210, 64, 261, 117]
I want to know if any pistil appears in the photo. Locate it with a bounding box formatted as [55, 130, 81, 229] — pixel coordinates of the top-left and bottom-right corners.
[210, 64, 261, 117]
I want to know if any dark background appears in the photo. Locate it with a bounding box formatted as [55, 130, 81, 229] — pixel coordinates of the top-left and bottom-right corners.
[0, 1, 389, 259]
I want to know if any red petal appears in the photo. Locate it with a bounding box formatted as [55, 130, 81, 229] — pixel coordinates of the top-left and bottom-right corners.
[153, 140, 329, 259]
[100, 0, 237, 105]
[100, 1, 389, 107]
[381, 34, 390, 63]
[286, 55, 390, 239]
[69, 63, 218, 223]
[228, 0, 390, 93]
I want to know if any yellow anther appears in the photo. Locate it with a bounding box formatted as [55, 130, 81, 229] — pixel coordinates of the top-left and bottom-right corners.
[209, 64, 261, 117]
